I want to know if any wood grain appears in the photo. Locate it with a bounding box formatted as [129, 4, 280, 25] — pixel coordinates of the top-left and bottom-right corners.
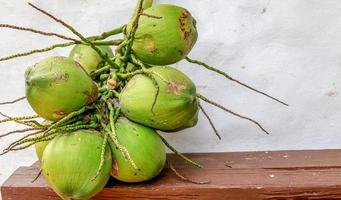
[3, 149, 341, 199]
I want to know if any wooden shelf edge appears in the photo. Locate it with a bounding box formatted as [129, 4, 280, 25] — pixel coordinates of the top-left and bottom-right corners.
[3, 149, 341, 199]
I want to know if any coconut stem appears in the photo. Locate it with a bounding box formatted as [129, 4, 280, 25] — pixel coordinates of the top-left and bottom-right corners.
[0, 24, 79, 42]
[90, 65, 111, 78]
[112, 90, 120, 98]
[167, 160, 210, 184]
[2, 132, 58, 155]
[107, 104, 138, 169]
[121, 0, 145, 61]
[3, 130, 45, 153]
[132, 0, 154, 19]
[27, 3, 119, 69]
[0, 41, 75, 62]
[157, 133, 202, 168]
[185, 57, 288, 106]
[117, 70, 142, 79]
[130, 54, 152, 69]
[3, 122, 84, 151]
[92, 131, 109, 181]
[31, 169, 42, 183]
[140, 13, 162, 19]
[24, 120, 45, 128]
[54, 115, 82, 128]
[123, 1, 162, 61]
[5, 130, 52, 151]
[115, 40, 127, 55]
[0, 128, 38, 138]
[6, 123, 98, 152]
[0, 39, 122, 63]
[144, 72, 160, 114]
[22, 121, 42, 129]
[0, 113, 39, 124]
[197, 93, 270, 135]
[0, 112, 41, 128]
[46, 106, 93, 132]
[148, 70, 169, 83]
[199, 103, 221, 140]
[92, 39, 124, 46]
[58, 123, 98, 132]
[99, 25, 125, 39]
[0, 96, 26, 105]
[0, 118, 15, 124]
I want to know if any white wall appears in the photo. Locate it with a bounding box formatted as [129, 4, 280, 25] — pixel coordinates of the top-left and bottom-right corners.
[1, 0, 341, 192]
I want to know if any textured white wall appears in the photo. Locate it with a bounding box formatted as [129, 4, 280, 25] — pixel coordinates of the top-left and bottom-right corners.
[1, 0, 341, 193]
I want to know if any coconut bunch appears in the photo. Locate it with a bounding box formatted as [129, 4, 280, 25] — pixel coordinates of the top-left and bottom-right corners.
[0, 1, 287, 199]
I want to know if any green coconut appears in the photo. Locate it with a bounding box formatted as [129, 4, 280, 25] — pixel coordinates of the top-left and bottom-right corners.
[42, 129, 112, 200]
[110, 117, 166, 182]
[120, 66, 198, 131]
[25, 56, 98, 121]
[129, 4, 198, 65]
[69, 44, 113, 73]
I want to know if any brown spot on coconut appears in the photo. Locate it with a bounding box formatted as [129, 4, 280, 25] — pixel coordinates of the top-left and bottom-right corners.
[111, 159, 119, 176]
[143, 34, 158, 54]
[179, 9, 192, 45]
[54, 73, 69, 83]
[52, 110, 66, 120]
[167, 80, 187, 96]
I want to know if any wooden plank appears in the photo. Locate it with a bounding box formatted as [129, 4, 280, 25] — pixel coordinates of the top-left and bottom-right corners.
[3, 149, 341, 199]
